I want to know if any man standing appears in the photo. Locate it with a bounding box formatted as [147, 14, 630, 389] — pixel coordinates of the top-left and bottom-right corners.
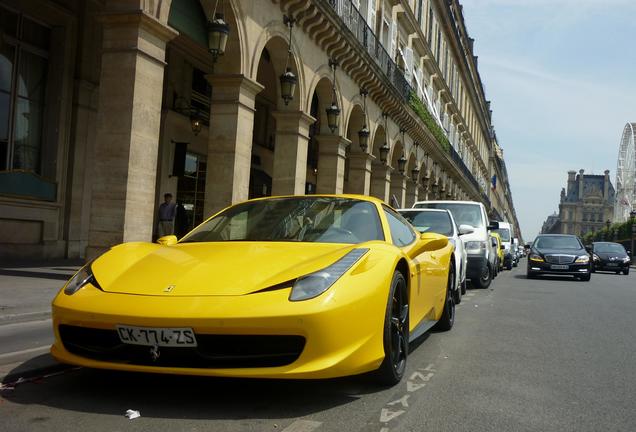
[157, 193, 176, 237]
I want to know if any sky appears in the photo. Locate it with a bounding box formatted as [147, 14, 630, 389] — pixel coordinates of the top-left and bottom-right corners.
[460, 0, 636, 241]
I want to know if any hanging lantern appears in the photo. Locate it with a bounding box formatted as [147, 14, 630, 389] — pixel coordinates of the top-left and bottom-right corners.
[326, 102, 340, 133]
[280, 15, 297, 105]
[358, 125, 370, 152]
[380, 142, 390, 164]
[398, 154, 407, 174]
[208, 13, 230, 62]
[411, 167, 420, 181]
[280, 68, 297, 106]
[190, 110, 203, 136]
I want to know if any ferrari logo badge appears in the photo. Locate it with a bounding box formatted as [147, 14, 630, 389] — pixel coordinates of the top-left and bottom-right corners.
[150, 345, 160, 361]
[163, 284, 175, 293]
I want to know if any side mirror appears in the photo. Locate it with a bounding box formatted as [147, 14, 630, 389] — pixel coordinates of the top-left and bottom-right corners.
[157, 235, 178, 246]
[500, 245, 505, 250]
[627, 250, 632, 256]
[491, 238, 498, 247]
[458, 224, 475, 236]
[585, 245, 592, 253]
[488, 221, 499, 230]
[409, 232, 449, 258]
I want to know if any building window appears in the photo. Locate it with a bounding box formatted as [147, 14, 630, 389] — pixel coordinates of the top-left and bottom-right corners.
[0, 5, 50, 175]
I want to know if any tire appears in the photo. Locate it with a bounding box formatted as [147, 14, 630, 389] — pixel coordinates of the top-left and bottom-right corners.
[375, 271, 409, 386]
[527, 271, 536, 279]
[624, 268, 630, 275]
[473, 263, 492, 289]
[435, 264, 456, 331]
[580, 274, 591, 282]
[461, 278, 467, 295]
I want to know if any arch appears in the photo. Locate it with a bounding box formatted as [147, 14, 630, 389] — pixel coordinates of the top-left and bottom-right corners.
[306, 65, 345, 136]
[390, 140, 405, 171]
[195, 0, 245, 74]
[370, 122, 386, 159]
[406, 154, 417, 181]
[250, 24, 306, 111]
[345, 104, 366, 155]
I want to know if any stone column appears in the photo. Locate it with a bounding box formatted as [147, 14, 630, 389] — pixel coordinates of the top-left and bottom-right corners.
[405, 180, 418, 207]
[346, 153, 375, 195]
[370, 162, 392, 202]
[203, 75, 264, 216]
[390, 172, 407, 208]
[271, 111, 315, 195]
[316, 135, 349, 194]
[87, 12, 177, 259]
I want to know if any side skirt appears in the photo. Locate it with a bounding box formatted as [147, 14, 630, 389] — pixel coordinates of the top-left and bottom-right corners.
[409, 318, 437, 343]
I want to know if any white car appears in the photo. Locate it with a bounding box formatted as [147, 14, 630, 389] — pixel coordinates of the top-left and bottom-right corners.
[398, 208, 474, 303]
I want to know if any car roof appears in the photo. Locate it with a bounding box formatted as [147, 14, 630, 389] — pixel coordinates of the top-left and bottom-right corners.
[413, 200, 483, 206]
[397, 208, 450, 213]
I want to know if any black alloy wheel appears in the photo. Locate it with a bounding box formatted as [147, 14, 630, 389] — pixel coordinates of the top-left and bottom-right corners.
[375, 271, 409, 386]
[435, 264, 456, 331]
[473, 263, 492, 289]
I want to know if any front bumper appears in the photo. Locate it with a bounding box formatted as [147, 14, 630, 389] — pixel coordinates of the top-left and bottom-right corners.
[466, 255, 488, 280]
[527, 260, 591, 276]
[593, 260, 630, 271]
[51, 283, 386, 379]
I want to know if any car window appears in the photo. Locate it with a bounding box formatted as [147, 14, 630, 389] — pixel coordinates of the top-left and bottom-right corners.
[493, 228, 511, 241]
[414, 203, 484, 228]
[594, 243, 626, 254]
[399, 211, 453, 236]
[534, 236, 582, 250]
[383, 207, 417, 247]
[181, 197, 384, 244]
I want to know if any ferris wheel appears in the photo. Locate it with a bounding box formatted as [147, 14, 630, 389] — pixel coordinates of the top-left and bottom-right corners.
[615, 122, 636, 222]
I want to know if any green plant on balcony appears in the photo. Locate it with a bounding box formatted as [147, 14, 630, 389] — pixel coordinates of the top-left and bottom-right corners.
[408, 91, 451, 153]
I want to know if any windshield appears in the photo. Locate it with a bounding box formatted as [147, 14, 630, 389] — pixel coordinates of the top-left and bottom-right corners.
[534, 236, 582, 250]
[180, 197, 384, 244]
[414, 203, 483, 228]
[399, 211, 453, 236]
[493, 228, 511, 242]
[594, 243, 626, 254]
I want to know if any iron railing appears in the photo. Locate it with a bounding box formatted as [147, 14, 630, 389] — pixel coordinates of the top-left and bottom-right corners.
[324, 0, 412, 101]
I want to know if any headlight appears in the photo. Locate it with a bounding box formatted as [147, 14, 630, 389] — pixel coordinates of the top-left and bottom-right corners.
[64, 263, 99, 295]
[465, 241, 486, 253]
[592, 254, 600, 261]
[623, 257, 631, 263]
[529, 253, 544, 262]
[289, 248, 368, 301]
[575, 255, 590, 263]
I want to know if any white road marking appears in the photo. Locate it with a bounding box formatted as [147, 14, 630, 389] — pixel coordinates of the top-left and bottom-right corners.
[387, 394, 410, 408]
[281, 420, 322, 432]
[380, 408, 405, 423]
[0, 345, 50, 363]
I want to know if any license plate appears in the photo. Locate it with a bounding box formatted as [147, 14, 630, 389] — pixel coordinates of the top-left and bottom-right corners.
[607, 263, 618, 267]
[550, 264, 569, 270]
[116, 325, 197, 347]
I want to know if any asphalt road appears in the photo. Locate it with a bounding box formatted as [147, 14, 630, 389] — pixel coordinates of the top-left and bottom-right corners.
[1, 260, 636, 431]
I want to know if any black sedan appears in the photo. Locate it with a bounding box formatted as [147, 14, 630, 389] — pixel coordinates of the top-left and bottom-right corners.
[591, 242, 631, 275]
[527, 234, 591, 281]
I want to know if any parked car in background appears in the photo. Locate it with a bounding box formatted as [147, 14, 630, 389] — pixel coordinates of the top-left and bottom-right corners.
[490, 232, 504, 274]
[413, 201, 498, 289]
[512, 238, 520, 266]
[399, 208, 474, 302]
[493, 222, 514, 270]
[590, 242, 631, 275]
[527, 234, 591, 281]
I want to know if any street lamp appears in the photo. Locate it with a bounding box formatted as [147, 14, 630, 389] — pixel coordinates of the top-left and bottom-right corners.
[279, 15, 297, 106]
[411, 167, 420, 182]
[358, 88, 370, 152]
[398, 154, 407, 174]
[326, 58, 340, 133]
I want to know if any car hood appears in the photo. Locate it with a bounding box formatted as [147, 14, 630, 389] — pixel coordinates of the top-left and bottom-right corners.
[92, 241, 362, 296]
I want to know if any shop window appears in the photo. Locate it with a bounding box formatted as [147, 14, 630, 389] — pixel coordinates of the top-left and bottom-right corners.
[0, 6, 50, 175]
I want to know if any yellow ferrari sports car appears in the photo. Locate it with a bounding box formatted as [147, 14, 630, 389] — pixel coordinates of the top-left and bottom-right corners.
[51, 195, 455, 385]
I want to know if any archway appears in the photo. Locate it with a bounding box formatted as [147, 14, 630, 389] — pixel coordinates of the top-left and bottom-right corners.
[389, 140, 406, 208]
[344, 104, 370, 194]
[370, 124, 390, 202]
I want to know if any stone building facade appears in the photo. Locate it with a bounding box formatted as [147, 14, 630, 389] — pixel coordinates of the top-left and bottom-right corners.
[557, 169, 615, 237]
[0, 0, 519, 260]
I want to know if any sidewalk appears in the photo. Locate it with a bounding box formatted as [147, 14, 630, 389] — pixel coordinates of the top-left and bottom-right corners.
[0, 260, 81, 383]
